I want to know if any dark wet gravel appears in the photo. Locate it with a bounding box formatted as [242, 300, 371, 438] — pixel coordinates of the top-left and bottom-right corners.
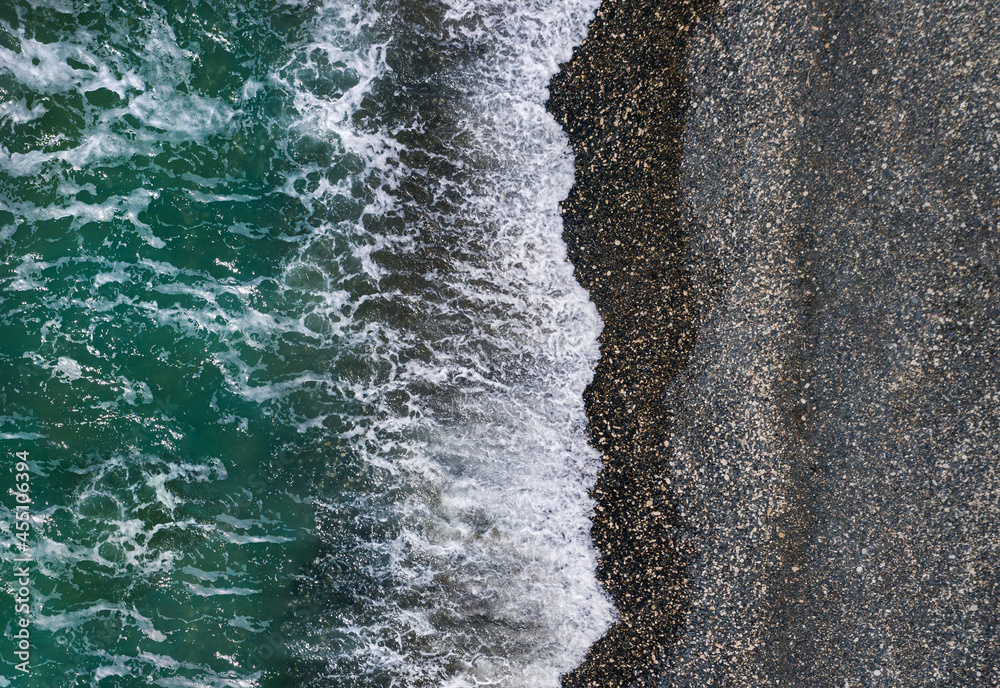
[550, 0, 1000, 686]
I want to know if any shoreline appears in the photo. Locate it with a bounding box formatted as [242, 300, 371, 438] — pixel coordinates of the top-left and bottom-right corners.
[548, 1, 718, 685]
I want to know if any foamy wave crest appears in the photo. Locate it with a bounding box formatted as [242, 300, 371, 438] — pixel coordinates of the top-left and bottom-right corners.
[276, 0, 612, 685]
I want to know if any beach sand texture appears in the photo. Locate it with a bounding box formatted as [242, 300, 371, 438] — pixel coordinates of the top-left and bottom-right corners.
[550, 0, 1000, 685]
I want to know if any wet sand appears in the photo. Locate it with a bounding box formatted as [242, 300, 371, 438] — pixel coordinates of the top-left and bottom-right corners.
[549, 0, 1000, 685]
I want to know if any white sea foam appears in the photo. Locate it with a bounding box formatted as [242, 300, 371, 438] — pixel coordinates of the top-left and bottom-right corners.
[0, 31, 144, 96]
[272, 0, 611, 685]
[33, 601, 167, 644]
[0, 0, 608, 684]
[0, 98, 48, 124]
[54, 355, 83, 380]
[9, 255, 50, 291]
[187, 583, 262, 597]
[0, 11, 231, 188]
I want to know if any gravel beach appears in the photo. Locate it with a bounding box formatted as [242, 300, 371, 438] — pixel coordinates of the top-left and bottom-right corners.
[549, 1, 1000, 685]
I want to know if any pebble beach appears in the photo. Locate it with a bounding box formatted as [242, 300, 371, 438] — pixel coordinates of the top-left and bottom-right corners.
[550, 1, 1000, 685]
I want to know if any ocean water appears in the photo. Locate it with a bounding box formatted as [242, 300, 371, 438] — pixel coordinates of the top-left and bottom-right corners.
[0, 1, 612, 686]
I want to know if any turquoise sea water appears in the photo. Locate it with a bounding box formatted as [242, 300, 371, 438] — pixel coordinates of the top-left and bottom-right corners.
[0, 1, 611, 686]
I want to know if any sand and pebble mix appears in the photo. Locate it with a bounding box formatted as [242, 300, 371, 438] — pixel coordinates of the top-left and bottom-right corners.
[550, 0, 1000, 685]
